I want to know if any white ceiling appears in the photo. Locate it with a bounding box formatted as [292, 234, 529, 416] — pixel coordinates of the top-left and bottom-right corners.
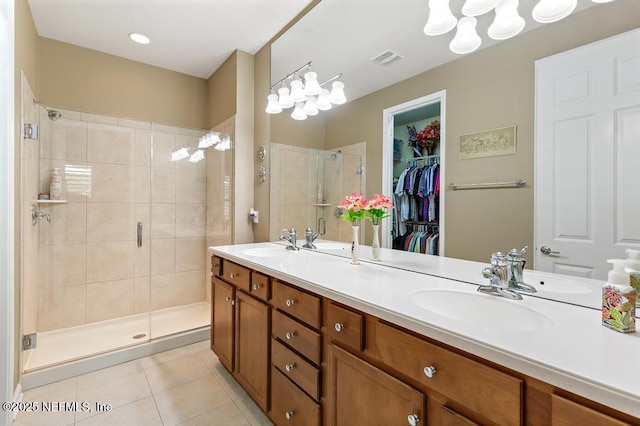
[28, 0, 602, 101]
[27, 0, 314, 79]
[271, 0, 600, 102]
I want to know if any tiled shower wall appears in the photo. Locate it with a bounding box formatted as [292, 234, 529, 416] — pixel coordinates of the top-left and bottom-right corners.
[37, 109, 208, 332]
[269, 142, 366, 243]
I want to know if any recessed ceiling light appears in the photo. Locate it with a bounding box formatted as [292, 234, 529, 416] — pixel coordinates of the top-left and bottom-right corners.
[128, 32, 150, 45]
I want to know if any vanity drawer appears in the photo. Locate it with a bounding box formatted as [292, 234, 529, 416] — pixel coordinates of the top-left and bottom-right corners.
[272, 280, 321, 329]
[373, 321, 522, 426]
[220, 260, 250, 292]
[327, 302, 364, 352]
[271, 366, 321, 426]
[272, 339, 320, 401]
[250, 271, 270, 302]
[272, 310, 321, 365]
[211, 255, 222, 277]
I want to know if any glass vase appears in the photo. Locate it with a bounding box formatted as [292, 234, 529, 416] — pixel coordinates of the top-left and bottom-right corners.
[351, 223, 360, 265]
[371, 223, 381, 261]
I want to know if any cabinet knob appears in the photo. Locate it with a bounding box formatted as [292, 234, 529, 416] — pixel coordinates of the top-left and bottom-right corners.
[285, 299, 295, 307]
[253, 283, 261, 290]
[334, 323, 345, 332]
[285, 411, 294, 420]
[423, 365, 437, 379]
[212, 263, 219, 268]
[225, 296, 232, 302]
[229, 272, 238, 279]
[285, 331, 296, 340]
[285, 363, 295, 372]
[407, 414, 420, 425]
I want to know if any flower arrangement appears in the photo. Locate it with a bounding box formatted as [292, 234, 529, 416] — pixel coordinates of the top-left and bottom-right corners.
[365, 194, 394, 225]
[339, 193, 368, 223]
[417, 119, 440, 151]
[339, 193, 393, 225]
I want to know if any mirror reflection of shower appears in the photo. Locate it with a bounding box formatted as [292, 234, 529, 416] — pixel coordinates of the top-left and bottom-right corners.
[33, 99, 62, 121]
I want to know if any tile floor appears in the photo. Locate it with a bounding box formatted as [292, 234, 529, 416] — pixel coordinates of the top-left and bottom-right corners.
[14, 340, 273, 426]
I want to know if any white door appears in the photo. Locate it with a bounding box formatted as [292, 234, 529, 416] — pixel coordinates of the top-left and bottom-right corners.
[534, 28, 640, 280]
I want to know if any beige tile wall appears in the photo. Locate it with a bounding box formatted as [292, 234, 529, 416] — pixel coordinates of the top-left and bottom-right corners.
[37, 110, 209, 332]
[269, 142, 366, 244]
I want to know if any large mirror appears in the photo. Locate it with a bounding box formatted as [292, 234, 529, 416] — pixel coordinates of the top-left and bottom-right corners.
[267, 0, 640, 308]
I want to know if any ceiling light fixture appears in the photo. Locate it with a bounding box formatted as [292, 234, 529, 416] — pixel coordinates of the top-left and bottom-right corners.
[266, 62, 346, 120]
[128, 32, 150, 45]
[424, 0, 614, 54]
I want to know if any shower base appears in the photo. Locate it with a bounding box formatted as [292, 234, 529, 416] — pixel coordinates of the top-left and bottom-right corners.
[23, 301, 210, 375]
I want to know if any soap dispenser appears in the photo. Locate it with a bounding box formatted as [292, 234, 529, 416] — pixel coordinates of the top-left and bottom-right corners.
[602, 259, 636, 333]
[624, 249, 640, 308]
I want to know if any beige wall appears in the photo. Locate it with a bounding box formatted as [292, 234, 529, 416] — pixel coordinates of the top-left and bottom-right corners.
[207, 51, 237, 128]
[318, 2, 640, 264]
[253, 44, 271, 243]
[14, 0, 39, 390]
[38, 38, 208, 130]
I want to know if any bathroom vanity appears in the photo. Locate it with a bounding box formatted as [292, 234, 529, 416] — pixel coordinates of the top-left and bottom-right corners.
[208, 242, 640, 425]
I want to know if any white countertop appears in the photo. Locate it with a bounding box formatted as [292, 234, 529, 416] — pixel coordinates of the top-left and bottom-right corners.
[209, 242, 640, 418]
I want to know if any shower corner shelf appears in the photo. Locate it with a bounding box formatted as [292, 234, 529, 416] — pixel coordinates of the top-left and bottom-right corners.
[314, 203, 331, 207]
[36, 199, 67, 204]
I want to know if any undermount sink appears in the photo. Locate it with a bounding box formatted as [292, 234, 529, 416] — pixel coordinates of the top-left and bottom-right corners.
[242, 247, 293, 258]
[411, 289, 553, 331]
[523, 271, 594, 295]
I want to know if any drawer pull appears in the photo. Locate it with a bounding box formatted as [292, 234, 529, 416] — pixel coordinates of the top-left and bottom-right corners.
[285, 299, 295, 307]
[252, 283, 261, 290]
[285, 363, 295, 372]
[285, 331, 296, 340]
[423, 365, 437, 379]
[229, 273, 239, 279]
[334, 322, 345, 332]
[407, 414, 420, 425]
[285, 411, 294, 420]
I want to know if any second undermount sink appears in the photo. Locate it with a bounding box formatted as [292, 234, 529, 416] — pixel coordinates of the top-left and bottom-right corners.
[242, 247, 294, 258]
[312, 240, 350, 250]
[411, 289, 553, 331]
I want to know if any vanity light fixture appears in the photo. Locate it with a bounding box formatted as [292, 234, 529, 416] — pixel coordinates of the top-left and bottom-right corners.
[170, 131, 230, 162]
[188, 149, 205, 163]
[198, 131, 221, 149]
[266, 62, 346, 120]
[424, 0, 615, 54]
[128, 32, 150, 45]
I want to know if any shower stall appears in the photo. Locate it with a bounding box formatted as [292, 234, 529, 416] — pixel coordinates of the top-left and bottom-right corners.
[269, 142, 366, 243]
[20, 92, 232, 377]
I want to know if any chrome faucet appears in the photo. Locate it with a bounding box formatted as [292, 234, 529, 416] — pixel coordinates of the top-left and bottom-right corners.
[302, 227, 321, 249]
[506, 246, 536, 294]
[478, 252, 522, 300]
[279, 228, 300, 251]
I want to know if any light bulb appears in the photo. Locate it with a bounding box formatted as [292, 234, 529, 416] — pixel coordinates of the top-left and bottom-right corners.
[449, 16, 481, 54]
[328, 81, 347, 105]
[188, 149, 205, 163]
[277, 86, 294, 109]
[461, 0, 500, 16]
[488, 0, 525, 40]
[423, 0, 457, 36]
[289, 79, 306, 102]
[532, 0, 577, 23]
[265, 93, 282, 114]
[303, 96, 319, 116]
[303, 71, 323, 96]
[291, 102, 307, 120]
[316, 89, 333, 111]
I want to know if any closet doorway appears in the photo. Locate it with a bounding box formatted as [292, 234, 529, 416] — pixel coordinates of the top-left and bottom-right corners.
[382, 91, 446, 255]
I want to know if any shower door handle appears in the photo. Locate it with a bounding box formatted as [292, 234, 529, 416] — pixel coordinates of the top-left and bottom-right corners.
[137, 222, 143, 247]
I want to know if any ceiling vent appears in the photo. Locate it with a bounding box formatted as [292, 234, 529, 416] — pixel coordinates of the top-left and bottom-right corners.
[370, 49, 403, 66]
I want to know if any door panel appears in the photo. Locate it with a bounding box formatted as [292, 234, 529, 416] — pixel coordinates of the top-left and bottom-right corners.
[535, 29, 640, 279]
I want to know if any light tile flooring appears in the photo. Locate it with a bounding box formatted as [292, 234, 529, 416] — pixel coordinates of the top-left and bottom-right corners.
[14, 340, 273, 426]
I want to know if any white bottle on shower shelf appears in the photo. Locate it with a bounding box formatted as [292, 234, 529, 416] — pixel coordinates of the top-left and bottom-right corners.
[49, 168, 62, 200]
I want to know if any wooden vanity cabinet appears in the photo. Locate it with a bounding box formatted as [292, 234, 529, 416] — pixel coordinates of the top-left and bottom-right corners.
[211, 259, 270, 412]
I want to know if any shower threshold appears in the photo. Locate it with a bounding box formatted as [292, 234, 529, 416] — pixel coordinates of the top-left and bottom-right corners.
[24, 301, 210, 373]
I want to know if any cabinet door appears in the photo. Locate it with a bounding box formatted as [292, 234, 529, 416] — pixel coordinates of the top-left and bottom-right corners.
[211, 277, 235, 371]
[235, 290, 270, 412]
[327, 344, 424, 426]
